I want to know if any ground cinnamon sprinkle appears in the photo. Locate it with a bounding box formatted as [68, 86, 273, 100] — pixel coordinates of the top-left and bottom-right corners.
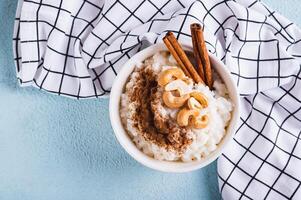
[129, 65, 192, 153]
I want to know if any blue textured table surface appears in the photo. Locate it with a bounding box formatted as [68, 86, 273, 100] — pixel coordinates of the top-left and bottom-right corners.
[0, 1, 300, 199]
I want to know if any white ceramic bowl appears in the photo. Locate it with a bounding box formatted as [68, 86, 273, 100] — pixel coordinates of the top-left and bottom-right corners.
[109, 43, 240, 173]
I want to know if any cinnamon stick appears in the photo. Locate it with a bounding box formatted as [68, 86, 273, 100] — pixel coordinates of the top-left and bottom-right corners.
[190, 23, 213, 89]
[163, 32, 204, 84]
[190, 24, 205, 81]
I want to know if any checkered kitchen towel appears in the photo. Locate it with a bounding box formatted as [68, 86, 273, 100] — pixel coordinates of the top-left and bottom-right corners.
[13, 0, 301, 199]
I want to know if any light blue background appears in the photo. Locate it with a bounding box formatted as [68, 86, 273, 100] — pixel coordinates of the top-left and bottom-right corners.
[0, 1, 300, 199]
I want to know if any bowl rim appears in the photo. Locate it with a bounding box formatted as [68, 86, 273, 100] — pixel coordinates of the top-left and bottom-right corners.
[109, 42, 240, 173]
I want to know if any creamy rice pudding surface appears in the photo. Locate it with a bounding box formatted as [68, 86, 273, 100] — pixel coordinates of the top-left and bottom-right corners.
[120, 51, 233, 162]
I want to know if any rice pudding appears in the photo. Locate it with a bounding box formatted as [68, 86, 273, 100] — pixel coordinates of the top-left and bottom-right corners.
[120, 51, 233, 162]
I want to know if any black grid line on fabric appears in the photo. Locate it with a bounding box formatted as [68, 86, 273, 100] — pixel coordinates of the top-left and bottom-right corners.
[22, 62, 104, 98]
[231, 56, 294, 62]
[220, 23, 239, 62]
[176, 0, 185, 8]
[77, 79, 82, 99]
[230, 73, 296, 80]
[276, 42, 281, 86]
[178, 12, 205, 26]
[231, 30, 279, 43]
[14, 18, 21, 72]
[40, 65, 91, 79]
[35, 0, 43, 72]
[21, 60, 40, 64]
[20, 39, 48, 43]
[17, 78, 33, 84]
[255, 16, 267, 93]
[84, 0, 103, 10]
[23, 0, 70, 14]
[46, 45, 82, 59]
[236, 7, 249, 87]
[32, 78, 106, 98]
[247, 0, 258, 8]
[19, 19, 84, 40]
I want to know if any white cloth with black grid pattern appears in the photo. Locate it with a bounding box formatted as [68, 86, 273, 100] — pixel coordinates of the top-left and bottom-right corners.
[13, 0, 301, 199]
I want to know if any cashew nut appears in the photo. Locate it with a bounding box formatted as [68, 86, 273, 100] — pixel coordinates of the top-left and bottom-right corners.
[157, 68, 185, 86]
[165, 79, 191, 96]
[190, 92, 209, 108]
[177, 108, 200, 127]
[162, 91, 190, 109]
[190, 115, 209, 129]
[187, 97, 202, 110]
